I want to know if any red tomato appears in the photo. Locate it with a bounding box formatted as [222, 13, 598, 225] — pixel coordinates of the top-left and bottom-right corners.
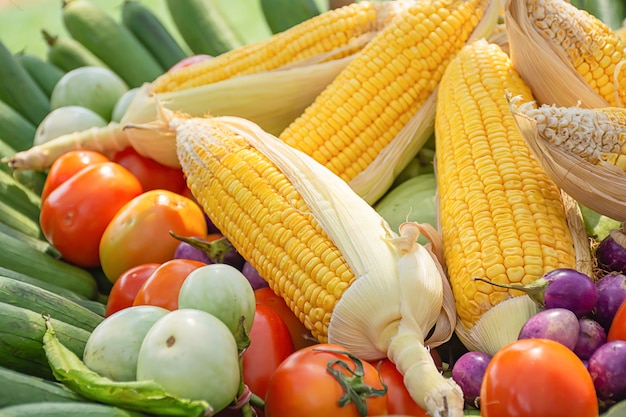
[608, 298, 626, 342]
[242, 304, 295, 403]
[372, 358, 428, 416]
[264, 343, 388, 417]
[133, 259, 205, 310]
[99, 189, 208, 282]
[41, 150, 110, 201]
[111, 147, 186, 194]
[254, 287, 318, 350]
[480, 338, 598, 417]
[40, 162, 143, 268]
[105, 263, 160, 317]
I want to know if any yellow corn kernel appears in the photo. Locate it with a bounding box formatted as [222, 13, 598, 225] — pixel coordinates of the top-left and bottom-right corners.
[435, 39, 577, 331]
[175, 116, 355, 342]
[151, 1, 403, 93]
[511, 102, 626, 171]
[520, 0, 626, 107]
[278, 0, 491, 188]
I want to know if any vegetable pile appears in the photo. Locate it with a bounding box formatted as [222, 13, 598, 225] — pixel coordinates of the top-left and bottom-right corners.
[0, 0, 626, 417]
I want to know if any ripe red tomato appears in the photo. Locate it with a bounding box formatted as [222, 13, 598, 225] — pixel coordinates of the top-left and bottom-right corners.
[372, 358, 428, 416]
[40, 150, 110, 202]
[242, 304, 295, 403]
[264, 343, 388, 417]
[105, 263, 160, 317]
[254, 287, 318, 350]
[111, 147, 186, 194]
[480, 338, 598, 417]
[133, 259, 205, 310]
[40, 162, 143, 268]
[99, 189, 208, 282]
[608, 298, 626, 342]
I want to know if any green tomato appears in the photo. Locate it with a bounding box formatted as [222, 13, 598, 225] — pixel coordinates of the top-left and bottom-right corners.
[111, 87, 139, 123]
[136, 309, 240, 413]
[34, 105, 107, 145]
[83, 305, 169, 381]
[51, 66, 128, 121]
[178, 264, 256, 343]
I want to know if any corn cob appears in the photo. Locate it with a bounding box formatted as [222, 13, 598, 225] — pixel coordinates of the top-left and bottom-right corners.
[278, 0, 500, 203]
[166, 110, 462, 416]
[5, 1, 407, 172]
[505, 0, 626, 108]
[435, 39, 586, 355]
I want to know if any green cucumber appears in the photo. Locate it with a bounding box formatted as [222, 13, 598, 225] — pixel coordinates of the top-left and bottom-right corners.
[43, 30, 109, 72]
[0, 138, 47, 195]
[0, 232, 98, 300]
[121, 0, 188, 70]
[0, 99, 36, 152]
[0, 267, 87, 302]
[15, 53, 65, 99]
[0, 302, 90, 380]
[0, 366, 85, 407]
[0, 221, 58, 256]
[166, 0, 245, 56]
[0, 40, 50, 126]
[0, 198, 41, 239]
[260, 0, 320, 33]
[0, 168, 41, 224]
[62, 0, 164, 86]
[0, 402, 148, 417]
[0, 276, 104, 332]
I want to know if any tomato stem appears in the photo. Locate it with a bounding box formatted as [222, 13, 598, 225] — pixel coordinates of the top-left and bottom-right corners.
[315, 348, 387, 417]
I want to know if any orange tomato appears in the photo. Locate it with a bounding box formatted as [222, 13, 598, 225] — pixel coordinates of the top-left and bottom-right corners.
[111, 147, 186, 194]
[40, 162, 143, 268]
[40, 150, 110, 202]
[99, 189, 208, 282]
[372, 358, 430, 416]
[105, 263, 160, 317]
[133, 259, 206, 310]
[608, 298, 626, 342]
[480, 338, 598, 417]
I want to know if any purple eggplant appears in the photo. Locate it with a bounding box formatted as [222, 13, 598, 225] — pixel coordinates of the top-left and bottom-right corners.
[596, 228, 626, 274]
[518, 308, 580, 350]
[171, 232, 245, 270]
[451, 351, 491, 406]
[588, 340, 626, 402]
[595, 273, 626, 330]
[574, 318, 607, 360]
[241, 261, 269, 290]
[475, 268, 597, 317]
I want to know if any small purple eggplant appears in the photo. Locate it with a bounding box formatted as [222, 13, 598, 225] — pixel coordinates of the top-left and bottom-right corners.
[241, 261, 269, 290]
[594, 273, 626, 330]
[451, 351, 491, 406]
[574, 318, 607, 360]
[518, 308, 580, 350]
[596, 228, 626, 274]
[474, 268, 597, 317]
[171, 232, 245, 270]
[588, 340, 626, 402]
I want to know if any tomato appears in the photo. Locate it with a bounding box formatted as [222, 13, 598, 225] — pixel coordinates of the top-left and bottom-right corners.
[40, 162, 143, 268]
[99, 189, 208, 282]
[83, 305, 169, 381]
[105, 263, 160, 317]
[608, 298, 626, 342]
[264, 343, 388, 417]
[40, 150, 110, 202]
[133, 259, 205, 310]
[480, 338, 598, 417]
[254, 287, 318, 350]
[111, 147, 186, 194]
[242, 304, 295, 402]
[137, 309, 240, 413]
[372, 358, 428, 416]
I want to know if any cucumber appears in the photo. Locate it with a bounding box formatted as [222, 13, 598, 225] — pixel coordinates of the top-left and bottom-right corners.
[0, 366, 85, 407]
[121, 0, 188, 70]
[0, 232, 99, 300]
[42, 30, 109, 72]
[0, 168, 41, 224]
[0, 138, 47, 196]
[0, 221, 58, 257]
[0, 402, 148, 417]
[0, 267, 87, 302]
[260, 0, 320, 33]
[0, 276, 104, 332]
[0, 302, 90, 380]
[62, 0, 164, 86]
[0, 198, 41, 239]
[15, 53, 65, 99]
[0, 40, 50, 126]
[72, 298, 107, 317]
[166, 0, 245, 56]
[0, 99, 36, 152]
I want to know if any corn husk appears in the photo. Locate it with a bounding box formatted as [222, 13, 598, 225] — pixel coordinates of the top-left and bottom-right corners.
[504, 0, 615, 108]
[509, 94, 626, 222]
[171, 111, 462, 417]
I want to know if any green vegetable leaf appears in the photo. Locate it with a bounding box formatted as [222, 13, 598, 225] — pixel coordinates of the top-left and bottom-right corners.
[42, 315, 213, 417]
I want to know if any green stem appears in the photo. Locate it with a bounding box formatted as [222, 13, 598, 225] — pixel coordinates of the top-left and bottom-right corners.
[238, 355, 253, 417]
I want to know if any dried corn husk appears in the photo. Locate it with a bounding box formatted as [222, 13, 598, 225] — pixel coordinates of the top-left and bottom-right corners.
[508, 94, 626, 222]
[504, 0, 621, 108]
